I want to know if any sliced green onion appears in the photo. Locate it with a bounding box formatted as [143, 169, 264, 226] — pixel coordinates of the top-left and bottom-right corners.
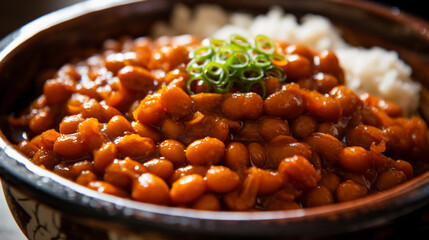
[213, 80, 234, 93]
[210, 39, 227, 49]
[186, 76, 211, 95]
[265, 65, 287, 82]
[189, 46, 213, 59]
[187, 57, 210, 77]
[203, 62, 229, 86]
[270, 53, 287, 67]
[225, 50, 251, 69]
[253, 54, 271, 68]
[255, 34, 275, 55]
[230, 34, 251, 49]
[238, 66, 264, 83]
[213, 46, 234, 64]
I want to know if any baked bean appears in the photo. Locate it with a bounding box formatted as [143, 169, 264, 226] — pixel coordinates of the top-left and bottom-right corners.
[224, 142, 250, 171]
[278, 155, 320, 189]
[76, 170, 97, 186]
[117, 66, 155, 91]
[221, 93, 263, 120]
[223, 170, 261, 211]
[317, 122, 343, 139]
[132, 94, 165, 125]
[251, 167, 284, 195]
[115, 134, 155, 159]
[43, 79, 72, 104]
[186, 137, 225, 165]
[248, 142, 266, 168]
[81, 99, 107, 122]
[205, 166, 240, 193]
[88, 181, 129, 198]
[304, 132, 343, 163]
[336, 180, 368, 202]
[330, 86, 362, 116]
[263, 87, 306, 119]
[286, 44, 314, 60]
[131, 121, 162, 143]
[320, 172, 341, 194]
[40, 129, 61, 150]
[304, 90, 342, 121]
[394, 160, 413, 179]
[282, 54, 312, 80]
[59, 114, 84, 134]
[259, 117, 290, 141]
[29, 109, 54, 133]
[236, 122, 262, 142]
[31, 149, 59, 169]
[313, 73, 338, 93]
[346, 125, 388, 152]
[104, 115, 133, 139]
[93, 142, 118, 174]
[158, 139, 186, 165]
[105, 53, 125, 74]
[53, 133, 88, 158]
[291, 115, 318, 139]
[70, 160, 94, 179]
[314, 50, 344, 84]
[170, 174, 206, 205]
[376, 169, 407, 191]
[168, 165, 208, 184]
[384, 125, 410, 155]
[303, 185, 334, 207]
[132, 173, 170, 205]
[143, 158, 174, 180]
[79, 118, 108, 151]
[104, 158, 147, 188]
[192, 194, 221, 211]
[17, 140, 39, 158]
[191, 93, 222, 112]
[161, 86, 193, 119]
[264, 77, 282, 95]
[338, 146, 374, 173]
[266, 136, 312, 168]
[161, 118, 184, 139]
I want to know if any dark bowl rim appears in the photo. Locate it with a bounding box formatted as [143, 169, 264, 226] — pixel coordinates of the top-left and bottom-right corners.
[2, 0, 429, 236]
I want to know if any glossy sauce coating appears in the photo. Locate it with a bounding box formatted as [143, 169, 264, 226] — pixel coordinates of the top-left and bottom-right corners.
[10, 35, 429, 211]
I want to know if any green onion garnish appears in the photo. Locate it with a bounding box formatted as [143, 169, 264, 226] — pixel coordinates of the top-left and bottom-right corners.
[186, 34, 287, 97]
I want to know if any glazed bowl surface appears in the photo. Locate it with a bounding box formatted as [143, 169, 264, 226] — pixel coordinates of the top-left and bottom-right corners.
[2, 0, 429, 239]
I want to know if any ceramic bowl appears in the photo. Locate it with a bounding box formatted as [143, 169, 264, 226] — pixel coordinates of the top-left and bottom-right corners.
[1, 0, 429, 239]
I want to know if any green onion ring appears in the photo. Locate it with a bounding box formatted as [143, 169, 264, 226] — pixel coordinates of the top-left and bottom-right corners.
[253, 54, 271, 68]
[255, 34, 275, 55]
[203, 62, 229, 86]
[189, 46, 213, 59]
[186, 76, 211, 95]
[238, 65, 264, 83]
[265, 65, 287, 82]
[230, 34, 251, 49]
[210, 39, 227, 49]
[225, 50, 251, 69]
[187, 57, 210, 77]
[245, 80, 268, 99]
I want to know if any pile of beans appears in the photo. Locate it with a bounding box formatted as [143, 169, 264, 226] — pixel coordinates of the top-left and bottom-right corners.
[10, 35, 429, 211]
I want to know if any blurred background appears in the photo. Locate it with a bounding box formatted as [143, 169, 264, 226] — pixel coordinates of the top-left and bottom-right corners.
[0, 0, 425, 239]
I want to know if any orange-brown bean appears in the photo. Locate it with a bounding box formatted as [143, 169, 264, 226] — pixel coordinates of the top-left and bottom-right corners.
[132, 94, 165, 125]
[115, 134, 155, 159]
[259, 117, 290, 141]
[88, 181, 129, 198]
[93, 142, 118, 174]
[375, 169, 407, 191]
[158, 139, 186, 165]
[104, 158, 147, 188]
[117, 65, 155, 91]
[248, 142, 266, 168]
[336, 180, 368, 202]
[160, 86, 193, 119]
[205, 166, 240, 194]
[224, 142, 250, 171]
[263, 88, 306, 119]
[132, 173, 170, 205]
[59, 114, 84, 134]
[170, 174, 206, 205]
[282, 54, 312, 80]
[53, 133, 88, 158]
[303, 185, 334, 207]
[304, 132, 343, 163]
[192, 194, 221, 211]
[221, 93, 263, 120]
[104, 115, 133, 139]
[186, 137, 225, 165]
[278, 155, 320, 189]
[143, 158, 174, 180]
[338, 146, 373, 173]
[291, 115, 318, 139]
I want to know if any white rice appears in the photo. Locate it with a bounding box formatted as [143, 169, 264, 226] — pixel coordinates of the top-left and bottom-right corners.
[152, 4, 422, 116]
